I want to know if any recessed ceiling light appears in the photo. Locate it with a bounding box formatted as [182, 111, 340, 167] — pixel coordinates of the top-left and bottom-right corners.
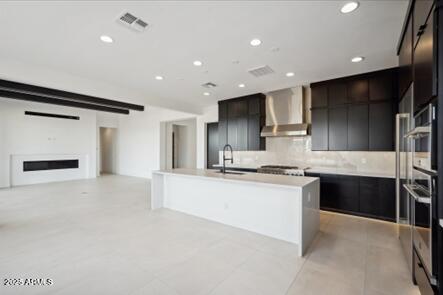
[250, 38, 262, 46]
[286, 72, 295, 77]
[155, 76, 164, 80]
[238, 84, 245, 88]
[100, 35, 113, 43]
[341, 2, 359, 14]
[203, 92, 210, 96]
[193, 60, 203, 66]
[351, 56, 364, 63]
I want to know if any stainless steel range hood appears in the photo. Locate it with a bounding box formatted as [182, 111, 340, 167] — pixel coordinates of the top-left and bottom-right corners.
[260, 86, 310, 137]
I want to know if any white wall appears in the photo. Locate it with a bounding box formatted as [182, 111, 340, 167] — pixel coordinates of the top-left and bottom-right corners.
[196, 105, 218, 169]
[0, 98, 97, 188]
[116, 106, 197, 178]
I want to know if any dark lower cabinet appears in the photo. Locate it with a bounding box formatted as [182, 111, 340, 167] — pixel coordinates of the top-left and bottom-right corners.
[306, 172, 396, 221]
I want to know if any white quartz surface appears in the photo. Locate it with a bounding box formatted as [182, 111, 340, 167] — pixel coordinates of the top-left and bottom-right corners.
[154, 168, 317, 189]
[305, 167, 395, 179]
[213, 163, 394, 179]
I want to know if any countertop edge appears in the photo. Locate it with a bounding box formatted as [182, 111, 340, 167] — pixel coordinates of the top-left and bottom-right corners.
[153, 170, 318, 190]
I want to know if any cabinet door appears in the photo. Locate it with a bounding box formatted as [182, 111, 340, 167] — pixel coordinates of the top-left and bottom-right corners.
[228, 100, 248, 118]
[237, 116, 248, 151]
[369, 71, 394, 101]
[227, 117, 238, 150]
[311, 84, 328, 108]
[311, 109, 328, 151]
[369, 102, 394, 151]
[328, 107, 347, 151]
[359, 177, 380, 216]
[413, 0, 434, 48]
[328, 82, 347, 106]
[248, 97, 260, 115]
[398, 18, 413, 98]
[319, 175, 340, 210]
[348, 104, 369, 150]
[206, 122, 219, 169]
[248, 115, 264, 151]
[347, 78, 369, 103]
[218, 102, 228, 150]
[378, 178, 396, 220]
[414, 12, 434, 112]
[336, 176, 359, 213]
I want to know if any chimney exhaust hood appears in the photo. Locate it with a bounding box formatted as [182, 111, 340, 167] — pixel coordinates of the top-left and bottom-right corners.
[260, 86, 310, 137]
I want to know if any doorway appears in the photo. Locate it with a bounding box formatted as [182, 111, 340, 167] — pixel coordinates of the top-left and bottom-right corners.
[161, 118, 197, 170]
[99, 127, 117, 175]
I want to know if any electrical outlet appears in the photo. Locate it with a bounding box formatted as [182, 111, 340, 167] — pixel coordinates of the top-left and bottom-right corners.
[224, 202, 229, 210]
[361, 158, 367, 164]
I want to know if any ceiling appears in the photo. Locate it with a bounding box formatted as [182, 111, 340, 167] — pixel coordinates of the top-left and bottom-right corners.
[0, 1, 408, 113]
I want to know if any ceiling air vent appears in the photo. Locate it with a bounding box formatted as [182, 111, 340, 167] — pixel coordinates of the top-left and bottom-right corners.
[117, 12, 149, 32]
[202, 82, 217, 88]
[248, 65, 275, 77]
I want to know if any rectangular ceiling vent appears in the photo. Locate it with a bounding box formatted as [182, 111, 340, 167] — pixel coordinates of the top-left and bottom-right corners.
[117, 12, 148, 32]
[248, 65, 275, 77]
[202, 82, 217, 88]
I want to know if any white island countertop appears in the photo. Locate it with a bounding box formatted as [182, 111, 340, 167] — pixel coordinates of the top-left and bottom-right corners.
[154, 168, 318, 189]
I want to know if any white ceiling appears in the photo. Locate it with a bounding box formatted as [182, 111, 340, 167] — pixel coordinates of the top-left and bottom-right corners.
[0, 1, 408, 113]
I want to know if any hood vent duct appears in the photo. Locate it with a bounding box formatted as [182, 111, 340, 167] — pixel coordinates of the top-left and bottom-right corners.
[260, 86, 310, 137]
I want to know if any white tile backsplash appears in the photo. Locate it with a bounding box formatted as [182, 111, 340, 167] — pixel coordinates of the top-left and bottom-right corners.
[221, 137, 395, 175]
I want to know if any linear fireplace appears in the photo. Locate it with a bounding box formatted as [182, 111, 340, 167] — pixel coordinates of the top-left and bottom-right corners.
[23, 159, 79, 172]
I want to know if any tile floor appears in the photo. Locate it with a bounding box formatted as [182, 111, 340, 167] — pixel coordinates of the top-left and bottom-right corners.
[0, 175, 420, 295]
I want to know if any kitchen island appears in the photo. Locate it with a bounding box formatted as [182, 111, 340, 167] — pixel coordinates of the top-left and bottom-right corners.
[151, 168, 319, 256]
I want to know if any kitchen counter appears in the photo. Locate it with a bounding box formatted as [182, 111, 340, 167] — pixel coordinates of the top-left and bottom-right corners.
[213, 164, 395, 179]
[305, 167, 395, 179]
[156, 168, 317, 190]
[151, 168, 319, 256]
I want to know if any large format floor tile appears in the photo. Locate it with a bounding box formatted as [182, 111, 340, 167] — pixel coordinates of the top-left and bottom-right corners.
[0, 175, 419, 295]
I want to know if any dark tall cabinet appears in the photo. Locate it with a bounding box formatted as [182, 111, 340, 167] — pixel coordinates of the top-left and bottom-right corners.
[311, 68, 398, 151]
[218, 94, 266, 151]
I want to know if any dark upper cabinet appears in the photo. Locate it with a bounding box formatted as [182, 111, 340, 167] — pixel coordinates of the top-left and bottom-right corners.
[369, 72, 394, 101]
[227, 116, 248, 151]
[328, 82, 347, 106]
[218, 102, 228, 150]
[413, 0, 434, 48]
[328, 107, 347, 151]
[311, 84, 328, 108]
[347, 78, 369, 103]
[218, 94, 266, 151]
[414, 9, 435, 112]
[398, 17, 413, 98]
[227, 117, 238, 150]
[310, 68, 396, 152]
[228, 99, 248, 118]
[348, 104, 369, 150]
[311, 109, 328, 151]
[219, 101, 227, 120]
[237, 116, 248, 151]
[369, 102, 394, 151]
[248, 115, 265, 151]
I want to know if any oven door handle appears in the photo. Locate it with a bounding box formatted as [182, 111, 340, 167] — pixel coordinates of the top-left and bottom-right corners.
[403, 184, 431, 204]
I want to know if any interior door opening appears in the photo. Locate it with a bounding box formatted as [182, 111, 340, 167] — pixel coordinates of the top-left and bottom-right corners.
[99, 127, 117, 175]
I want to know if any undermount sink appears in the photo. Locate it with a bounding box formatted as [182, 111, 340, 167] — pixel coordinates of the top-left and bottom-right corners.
[215, 171, 245, 175]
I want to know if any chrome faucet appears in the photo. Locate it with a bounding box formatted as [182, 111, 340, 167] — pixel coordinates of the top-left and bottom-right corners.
[222, 144, 233, 174]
